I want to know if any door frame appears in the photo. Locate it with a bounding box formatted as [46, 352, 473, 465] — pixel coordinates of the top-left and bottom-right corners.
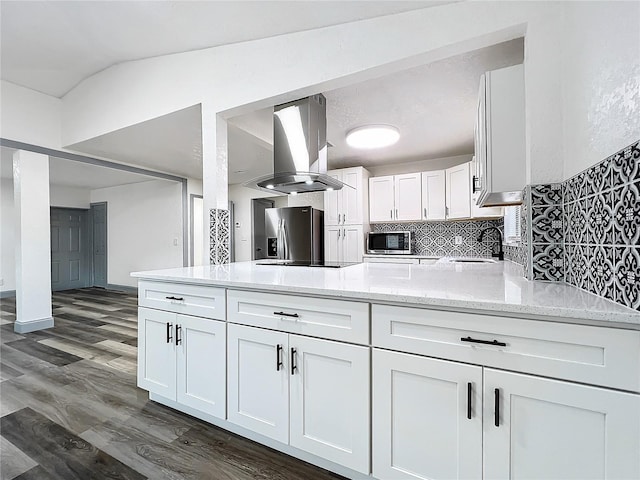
[251, 198, 275, 261]
[90, 202, 108, 288]
[189, 194, 203, 266]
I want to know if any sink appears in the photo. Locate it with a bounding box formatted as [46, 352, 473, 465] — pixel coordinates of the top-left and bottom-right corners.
[442, 257, 497, 264]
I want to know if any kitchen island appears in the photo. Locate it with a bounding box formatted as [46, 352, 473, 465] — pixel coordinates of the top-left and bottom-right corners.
[132, 261, 640, 480]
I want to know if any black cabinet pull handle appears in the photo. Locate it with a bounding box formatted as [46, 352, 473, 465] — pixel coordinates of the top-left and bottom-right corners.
[460, 336, 506, 347]
[276, 344, 283, 371]
[467, 382, 472, 420]
[166, 296, 184, 301]
[290, 348, 297, 375]
[274, 311, 299, 318]
[166, 322, 173, 343]
[472, 175, 479, 193]
[175, 325, 182, 345]
[494, 388, 500, 427]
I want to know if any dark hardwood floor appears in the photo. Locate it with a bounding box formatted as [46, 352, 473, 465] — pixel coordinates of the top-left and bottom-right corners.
[0, 288, 346, 480]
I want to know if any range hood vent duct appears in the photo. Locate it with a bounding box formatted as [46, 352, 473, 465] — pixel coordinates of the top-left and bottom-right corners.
[245, 94, 344, 194]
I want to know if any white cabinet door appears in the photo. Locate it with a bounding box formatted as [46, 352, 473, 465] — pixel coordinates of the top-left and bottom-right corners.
[176, 315, 226, 419]
[227, 324, 289, 443]
[341, 167, 363, 224]
[445, 163, 471, 219]
[370, 176, 395, 222]
[484, 369, 640, 480]
[323, 170, 341, 226]
[290, 335, 370, 474]
[373, 349, 482, 480]
[342, 225, 363, 263]
[394, 173, 422, 221]
[137, 307, 176, 400]
[421, 170, 446, 220]
[324, 226, 341, 263]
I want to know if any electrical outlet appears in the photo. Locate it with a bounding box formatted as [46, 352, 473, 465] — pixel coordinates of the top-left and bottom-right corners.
[173, 238, 179, 246]
[454, 236, 463, 245]
[0, 278, 4, 287]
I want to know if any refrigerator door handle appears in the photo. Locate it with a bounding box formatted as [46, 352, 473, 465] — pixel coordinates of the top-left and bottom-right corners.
[280, 218, 289, 260]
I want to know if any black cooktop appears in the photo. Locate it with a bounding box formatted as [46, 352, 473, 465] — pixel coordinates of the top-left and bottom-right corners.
[255, 260, 359, 268]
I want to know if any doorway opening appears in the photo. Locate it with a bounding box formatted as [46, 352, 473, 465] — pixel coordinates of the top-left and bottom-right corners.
[251, 198, 274, 260]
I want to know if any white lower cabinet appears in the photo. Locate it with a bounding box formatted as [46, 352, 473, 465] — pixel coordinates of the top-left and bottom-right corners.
[227, 323, 371, 474]
[373, 349, 483, 480]
[484, 369, 640, 480]
[227, 324, 289, 443]
[138, 307, 226, 418]
[372, 349, 640, 480]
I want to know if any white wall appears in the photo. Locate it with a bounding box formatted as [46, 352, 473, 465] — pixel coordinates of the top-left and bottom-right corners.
[0, 81, 62, 149]
[90, 179, 182, 287]
[50, 184, 90, 208]
[561, 1, 640, 179]
[366, 155, 472, 177]
[0, 179, 16, 292]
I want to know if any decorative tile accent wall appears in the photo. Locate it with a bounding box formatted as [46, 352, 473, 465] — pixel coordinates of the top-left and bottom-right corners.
[209, 208, 230, 265]
[527, 183, 565, 281]
[373, 219, 504, 258]
[563, 140, 639, 310]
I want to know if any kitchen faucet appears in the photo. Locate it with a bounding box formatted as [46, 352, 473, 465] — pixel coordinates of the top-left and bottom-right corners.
[478, 227, 504, 261]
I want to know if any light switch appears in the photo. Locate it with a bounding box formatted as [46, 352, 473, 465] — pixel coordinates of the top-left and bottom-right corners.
[173, 238, 179, 246]
[454, 236, 463, 245]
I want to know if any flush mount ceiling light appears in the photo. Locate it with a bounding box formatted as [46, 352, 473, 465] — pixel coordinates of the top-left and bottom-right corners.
[346, 125, 400, 149]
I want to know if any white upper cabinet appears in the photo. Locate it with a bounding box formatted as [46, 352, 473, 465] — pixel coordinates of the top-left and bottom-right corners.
[369, 175, 395, 222]
[394, 173, 422, 221]
[324, 167, 369, 226]
[471, 156, 504, 218]
[475, 64, 526, 206]
[369, 173, 422, 222]
[445, 163, 472, 219]
[421, 170, 446, 220]
[325, 225, 364, 263]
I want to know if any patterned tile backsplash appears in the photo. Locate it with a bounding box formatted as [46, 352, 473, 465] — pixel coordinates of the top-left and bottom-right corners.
[526, 139, 639, 311]
[373, 219, 504, 258]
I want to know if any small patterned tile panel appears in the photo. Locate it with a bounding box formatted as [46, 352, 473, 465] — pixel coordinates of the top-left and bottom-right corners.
[209, 208, 230, 265]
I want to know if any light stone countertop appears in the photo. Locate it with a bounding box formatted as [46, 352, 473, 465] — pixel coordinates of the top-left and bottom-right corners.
[132, 261, 640, 330]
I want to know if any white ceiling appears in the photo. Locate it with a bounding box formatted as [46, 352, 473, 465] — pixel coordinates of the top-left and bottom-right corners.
[1, 1, 522, 185]
[69, 105, 203, 179]
[1, 147, 161, 189]
[69, 39, 523, 183]
[227, 38, 524, 176]
[0, 0, 454, 97]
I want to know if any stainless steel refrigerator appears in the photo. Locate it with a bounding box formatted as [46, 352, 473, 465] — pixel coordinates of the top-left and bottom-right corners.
[264, 207, 324, 263]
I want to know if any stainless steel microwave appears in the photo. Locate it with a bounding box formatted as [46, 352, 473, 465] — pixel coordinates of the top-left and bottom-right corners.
[367, 231, 412, 255]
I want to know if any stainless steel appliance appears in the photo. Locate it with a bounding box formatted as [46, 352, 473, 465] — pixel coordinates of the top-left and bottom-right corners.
[263, 206, 324, 263]
[244, 95, 345, 194]
[367, 231, 412, 255]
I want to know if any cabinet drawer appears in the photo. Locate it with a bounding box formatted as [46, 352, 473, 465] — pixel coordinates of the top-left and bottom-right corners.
[372, 304, 640, 392]
[227, 290, 369, 344]
[138, 280, 226, 320]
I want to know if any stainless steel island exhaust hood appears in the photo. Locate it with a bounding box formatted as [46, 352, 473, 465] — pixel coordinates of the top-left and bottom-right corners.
[245, 94, 344, 194]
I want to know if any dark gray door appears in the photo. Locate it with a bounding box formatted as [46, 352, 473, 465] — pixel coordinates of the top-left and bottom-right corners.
[252, 198, 274, 260]
[50, 208, 91, 291]
[91, 202, 107, 288]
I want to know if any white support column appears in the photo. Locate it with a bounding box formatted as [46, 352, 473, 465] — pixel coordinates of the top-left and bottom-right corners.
[13, 150, 53, 333]
[201, 103, 230, 265]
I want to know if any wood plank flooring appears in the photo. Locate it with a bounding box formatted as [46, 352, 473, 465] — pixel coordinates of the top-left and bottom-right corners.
[0, 288, 346, 480]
